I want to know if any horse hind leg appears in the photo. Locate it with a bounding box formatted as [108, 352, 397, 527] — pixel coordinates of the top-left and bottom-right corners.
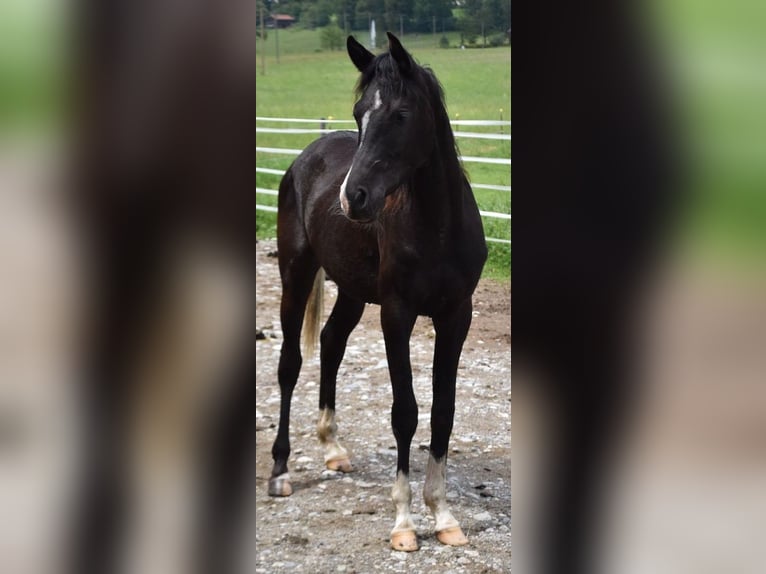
[423, 299, 473, 547]
[316, 291, 365, 472]
[268, 252, 320, 497]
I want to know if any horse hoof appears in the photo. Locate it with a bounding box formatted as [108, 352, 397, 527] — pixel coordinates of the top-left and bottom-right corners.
[390, 530, 419, 552]
[326, 457, 353, 473]
[268, 474, 293, 497]
[436, 526, 468, 547]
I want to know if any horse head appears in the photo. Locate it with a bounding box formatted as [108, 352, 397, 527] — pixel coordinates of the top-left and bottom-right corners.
[340, 33, 437, 222]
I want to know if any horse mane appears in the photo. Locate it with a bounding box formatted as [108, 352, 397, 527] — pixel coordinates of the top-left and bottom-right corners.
[355, 52, 468, 185]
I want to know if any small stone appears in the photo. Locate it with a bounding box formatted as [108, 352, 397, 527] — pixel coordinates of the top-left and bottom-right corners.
[464, 550, 479, 557]
[342, 509, 353, 516]
[321, 469, 341, 479]
[391, 552, 408, 561]
[296, 456, 312, 464]
[457, 557, 470, 565]
[473, 511, 492, 522]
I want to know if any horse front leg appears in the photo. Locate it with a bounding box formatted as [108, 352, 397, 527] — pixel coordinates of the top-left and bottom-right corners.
[381, 300, 419, 551]
[424, 298, 473, 547]
[317, 291, 365, 472]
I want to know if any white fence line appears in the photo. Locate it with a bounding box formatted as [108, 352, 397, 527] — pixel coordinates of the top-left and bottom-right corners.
[256, 147, 511, 166]
[258, 167, 511, 193]
[257, 126, 510, 141]
[256, 167, 286, 176]
[255, 204, 279, 213]
[257, 117, 510, 245]
[255, 202, 512, 240]
[473, 183, 512, 192]
[256, 116, 510, 127]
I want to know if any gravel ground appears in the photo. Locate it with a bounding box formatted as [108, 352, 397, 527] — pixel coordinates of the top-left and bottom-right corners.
[254, 239, 512, 574]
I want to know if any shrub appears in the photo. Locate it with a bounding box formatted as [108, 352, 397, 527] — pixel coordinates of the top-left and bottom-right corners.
[488, 33, 506, 47]
[439, 35, 450, 49]
[320, 24, 344, 51]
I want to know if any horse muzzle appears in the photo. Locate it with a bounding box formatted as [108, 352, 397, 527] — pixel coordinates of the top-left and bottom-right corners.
[342, 184, 378, 222]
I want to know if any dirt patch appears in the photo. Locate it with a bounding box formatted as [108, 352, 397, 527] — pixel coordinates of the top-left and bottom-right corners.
[254, 239, 512, 573]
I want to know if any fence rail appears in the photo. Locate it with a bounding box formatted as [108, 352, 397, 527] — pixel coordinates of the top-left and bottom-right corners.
[257, 127, 511, 141]
[256, 116, 511, 127]
[256, 146, 511, 166]
[257, 116, 510, 245]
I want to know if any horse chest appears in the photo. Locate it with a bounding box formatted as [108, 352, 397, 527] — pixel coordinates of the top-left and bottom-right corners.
[380, 250, 467, 315]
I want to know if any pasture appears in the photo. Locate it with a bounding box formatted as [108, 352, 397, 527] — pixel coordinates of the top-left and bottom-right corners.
[256, 29, 512, 280]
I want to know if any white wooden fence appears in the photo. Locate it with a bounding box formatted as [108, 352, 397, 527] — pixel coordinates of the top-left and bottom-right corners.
[256, 117, 511, 245]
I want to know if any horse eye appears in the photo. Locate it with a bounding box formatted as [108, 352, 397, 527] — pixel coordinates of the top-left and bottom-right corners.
[396, 110, 409, 122]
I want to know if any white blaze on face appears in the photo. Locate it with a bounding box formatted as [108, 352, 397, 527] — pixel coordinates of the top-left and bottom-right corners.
[423, 454, 461, 532]
[391, 470, 416, 534]
[339, 89, 384, 214]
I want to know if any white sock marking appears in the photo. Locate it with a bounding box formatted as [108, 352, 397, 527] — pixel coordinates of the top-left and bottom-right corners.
[423, 454, 461, 532]
[317, 408, 349, 463]
[391, 470, 416, 534]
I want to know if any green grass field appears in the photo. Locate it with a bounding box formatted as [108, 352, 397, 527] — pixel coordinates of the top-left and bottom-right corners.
[650, 0, 766, 268]
[257, 28, 512, 280]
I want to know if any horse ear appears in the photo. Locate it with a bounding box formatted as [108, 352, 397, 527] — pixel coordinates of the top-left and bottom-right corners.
[387, 32, 413, 75]
[347, 35, 375, 72]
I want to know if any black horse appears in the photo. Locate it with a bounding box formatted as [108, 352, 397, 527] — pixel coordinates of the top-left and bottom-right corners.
[268, 33, 488, 552]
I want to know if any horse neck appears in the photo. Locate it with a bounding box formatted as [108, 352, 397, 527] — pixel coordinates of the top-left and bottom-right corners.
[410, 122, 465, 233]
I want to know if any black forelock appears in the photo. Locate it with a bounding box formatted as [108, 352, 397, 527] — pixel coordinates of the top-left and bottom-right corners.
[355, 52, 402, 99]
[352, 47, 466, 180]
[354, 50, 447, 108]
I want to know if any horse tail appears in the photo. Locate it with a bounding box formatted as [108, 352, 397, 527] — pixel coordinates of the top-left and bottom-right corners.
[302, 267, 325, 359]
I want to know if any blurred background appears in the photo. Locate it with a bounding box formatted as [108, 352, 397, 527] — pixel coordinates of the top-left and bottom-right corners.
[515, 0, 766, 573]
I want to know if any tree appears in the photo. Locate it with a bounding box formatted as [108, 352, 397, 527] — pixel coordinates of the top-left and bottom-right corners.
[353, 0, 384, 34]
[458, 0, 509, 45]
[321, 16, 345, 50]
[412, 0, 454, 33]
[384, 0, 411, 35]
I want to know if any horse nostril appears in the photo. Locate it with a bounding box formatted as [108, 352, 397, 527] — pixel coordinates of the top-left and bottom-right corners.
[355, 186, 368, 207]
